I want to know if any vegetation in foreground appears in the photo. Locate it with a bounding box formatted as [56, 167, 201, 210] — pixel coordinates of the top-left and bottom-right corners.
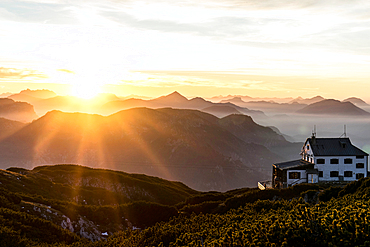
[1, 164, 370, 246]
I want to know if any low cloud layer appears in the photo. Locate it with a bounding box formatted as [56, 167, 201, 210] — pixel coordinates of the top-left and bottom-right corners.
[0, 67, 47, 80]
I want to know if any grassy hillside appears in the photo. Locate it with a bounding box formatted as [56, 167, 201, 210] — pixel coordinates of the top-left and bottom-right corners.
[91, 179, 370, 247]
[0, 164, 198, 244]
[5, 165, 197, 205]
[2, 165, 370, 246]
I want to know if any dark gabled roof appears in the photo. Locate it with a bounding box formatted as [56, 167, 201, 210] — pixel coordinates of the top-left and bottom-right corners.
[273, 159, 314, 170]
[306, 137, 368, 156]
[306, 169, 319, 174]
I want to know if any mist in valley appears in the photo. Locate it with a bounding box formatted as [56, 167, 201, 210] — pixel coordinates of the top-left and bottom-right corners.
[260, 114, 370, 152]
[2, 90, 370, 191]
[216, 95, 370, 155]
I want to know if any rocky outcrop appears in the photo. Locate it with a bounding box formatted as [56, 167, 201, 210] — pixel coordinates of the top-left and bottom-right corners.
[21, 201, 126, 241]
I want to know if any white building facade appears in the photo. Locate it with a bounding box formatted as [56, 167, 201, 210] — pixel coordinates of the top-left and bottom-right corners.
[272, 135, 368, 189]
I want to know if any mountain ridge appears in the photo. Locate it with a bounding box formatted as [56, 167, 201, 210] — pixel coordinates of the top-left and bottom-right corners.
[100, 91, 266, 120]
[0, 98, 38, 122]
[297, 99, 370, 116]
[0, 108, 287, 191]
[342, 97, 369, 106]
[0, 164, 198, 241]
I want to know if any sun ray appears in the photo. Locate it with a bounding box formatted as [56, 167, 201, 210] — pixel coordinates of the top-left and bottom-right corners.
[32, 112, 68, 166]
[109, 108, 174, 181]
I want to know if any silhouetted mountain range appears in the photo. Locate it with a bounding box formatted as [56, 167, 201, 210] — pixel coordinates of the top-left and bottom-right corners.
[289, 96, 325, 105]
[5, 89, 370, 120]
[32, 93, 120, 115]
[0, 108, 291, 191]
[220, 97, 247, 104]
[210, 95, 294, 104]
[220, 96, 370, 117]
[0, 92, 12, 97]
[100, 91, 266, 119]
[226, 100, 307, 115]
[0, 98, 37, 122]
[343, 97, 369, 107]
[202, 105, 242, 117]
[8, 89, 57, 103]
[296, 99, 370, 116]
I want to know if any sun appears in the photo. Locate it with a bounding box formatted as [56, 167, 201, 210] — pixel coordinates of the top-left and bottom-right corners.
[71, 82, 102, 99]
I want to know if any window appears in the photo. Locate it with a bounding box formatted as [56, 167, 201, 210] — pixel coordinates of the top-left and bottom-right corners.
[330, 171, 339, 177]
[317, 159, 325, 164]
[319, 171, 323, 177]
[344, 171, 353, 177]
[356, 163, 365, 169]
[357, 155, 364, 159]
[289, 172, 301, 179]
[344, 158, 353, 164]
[356, 173, 365, 179]
[330, 159, 339, 164]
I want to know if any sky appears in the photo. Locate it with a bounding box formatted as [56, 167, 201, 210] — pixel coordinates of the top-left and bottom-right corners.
[1, 0, 370, 100]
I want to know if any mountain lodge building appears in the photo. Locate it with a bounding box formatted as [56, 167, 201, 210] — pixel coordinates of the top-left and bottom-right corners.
[269, 134, 368, 189]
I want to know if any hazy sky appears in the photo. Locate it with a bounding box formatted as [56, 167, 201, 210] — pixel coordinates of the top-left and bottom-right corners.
[1, 0, 370, 99]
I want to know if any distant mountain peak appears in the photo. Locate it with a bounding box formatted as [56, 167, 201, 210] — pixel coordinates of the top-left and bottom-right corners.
[155, 91, 189, 103]
[297, 99, 370, 116]
[343, 97, 369, 106]
[16, 88, 57, 99]
[190, 97, 206, 101]
[168, 91, 186, 98]
[230, 97, 246, 103]
[219, 97, 246, 105]
[289, 95, 325, 105]
[311, 95, 324, 100]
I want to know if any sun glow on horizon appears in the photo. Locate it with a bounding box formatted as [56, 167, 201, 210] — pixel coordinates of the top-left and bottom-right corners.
[56, 69, 105, 100]
[71, 82, 102, 99]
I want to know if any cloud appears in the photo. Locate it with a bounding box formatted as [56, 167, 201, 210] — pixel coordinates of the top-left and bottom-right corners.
[0, 1, 79, 24]
[102, 9, 290, 45]
[1, 0, 370, 86]
[120, 70, 269, 89]
[0, 67, 48, 80]
[57, 69, 75, 74]
[203, 0, 318, 10]
[190, 0, 367, 11]
[98, 0, 370, 54]
[128, 70, 357, 96]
